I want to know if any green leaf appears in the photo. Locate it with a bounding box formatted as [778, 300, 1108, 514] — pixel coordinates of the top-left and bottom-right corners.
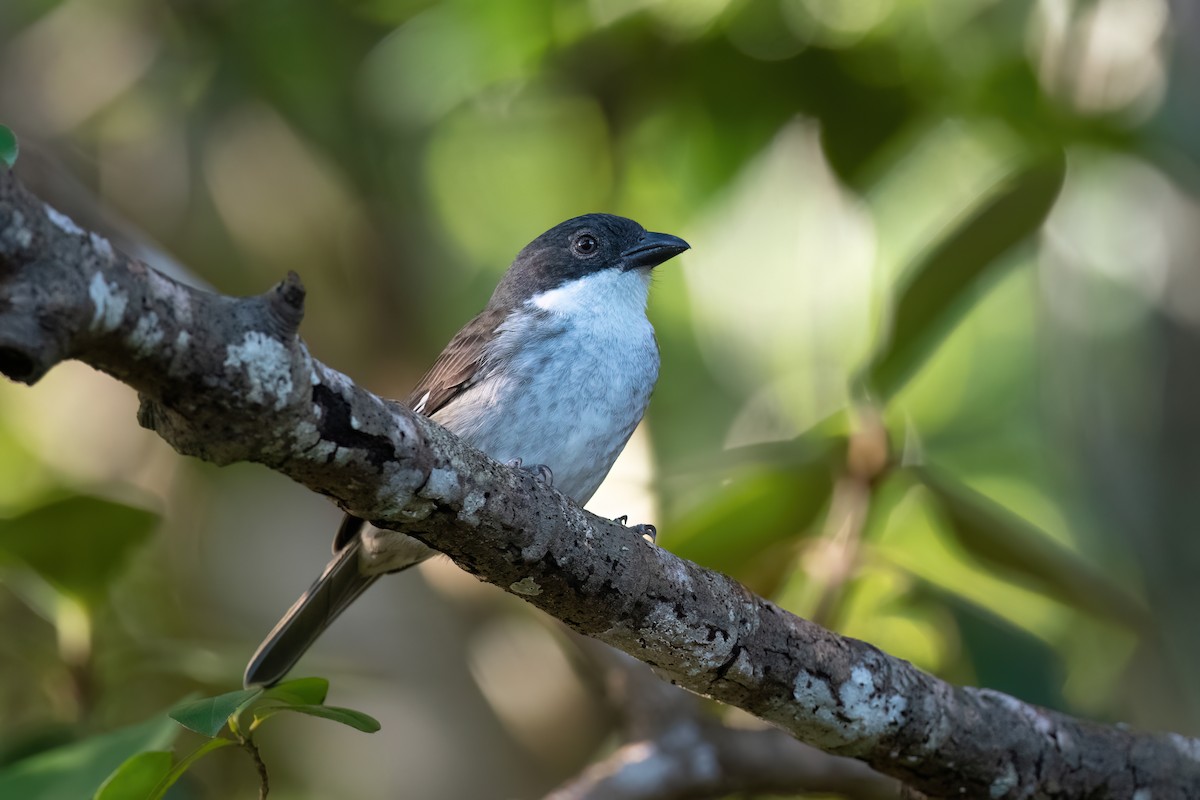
[0, 496, 160, 609]
[864, 153, 1066, 400]
[666, 430, 842, 594]
[264, 676, 329, 706]
[168, 688, 262, 738]
[667, 463, 834, 586]
[147, 739, 232, 800]
[688, 410, 850, 476]
[916, 467, 1150, 629]
[0, 125, 17, 168]
[253, 703, 381, 733]
[94, 736, 235, 800]
[0, 715, 179, 800]
[93, 751, 172, 800]
[0, 724, 78, 769]
[937, 588, 1068, 711]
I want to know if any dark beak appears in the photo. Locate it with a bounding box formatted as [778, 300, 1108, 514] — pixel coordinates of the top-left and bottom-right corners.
[621, 231, 690, 270]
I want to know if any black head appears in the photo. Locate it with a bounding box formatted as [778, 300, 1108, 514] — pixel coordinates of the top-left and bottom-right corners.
[488, 213, 689, 308]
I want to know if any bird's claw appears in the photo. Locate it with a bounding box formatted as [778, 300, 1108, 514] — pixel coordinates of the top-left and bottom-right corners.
[633, 524, 657, 544]
[613, 515, 657, 544]
[507, 458, 554, 487]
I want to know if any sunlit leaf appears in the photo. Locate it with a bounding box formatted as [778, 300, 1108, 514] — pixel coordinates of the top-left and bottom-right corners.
[0, 715, 178, 800]
[252, 703, 381, 733]
[93, 751, 172, 800]
[264, 676, 329, 706]
[833, 564, 954, 672]
[871, 473, 1071, 639]
[0, 496, 159, 609]
[864, 153, 1066, 400]
[916, 467, 1149, 629]
[0, 125, 17, 168]
[168, 688, 262, 738]
[686, 410, 850, 476]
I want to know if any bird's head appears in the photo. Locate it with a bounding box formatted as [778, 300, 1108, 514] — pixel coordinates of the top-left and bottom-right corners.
[490, 213, 689, 310]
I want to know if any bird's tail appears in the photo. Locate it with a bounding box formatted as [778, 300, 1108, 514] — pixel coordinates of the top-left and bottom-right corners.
[243, 534, 380, 688]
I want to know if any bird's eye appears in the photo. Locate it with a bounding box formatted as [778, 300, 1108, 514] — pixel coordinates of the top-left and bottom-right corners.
[572, 234, 598, 256]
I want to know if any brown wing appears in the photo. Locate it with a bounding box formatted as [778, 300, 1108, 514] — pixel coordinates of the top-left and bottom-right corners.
[331, 308, 503, 553]
[404, 305, 506, 417]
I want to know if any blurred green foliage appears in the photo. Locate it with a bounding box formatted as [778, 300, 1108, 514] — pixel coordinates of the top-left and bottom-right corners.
[1, 0, 1198, 797]
[0, 714, 179, 800]
[862, 153, 1066, 400]
[0, 496, 158, 611]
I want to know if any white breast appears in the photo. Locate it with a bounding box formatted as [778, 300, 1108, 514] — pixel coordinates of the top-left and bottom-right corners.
[433, 268, 659, 505]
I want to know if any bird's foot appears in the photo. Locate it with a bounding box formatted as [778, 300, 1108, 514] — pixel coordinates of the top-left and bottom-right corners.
[613, 515, 657, 544]
[507, 458, 554, 487]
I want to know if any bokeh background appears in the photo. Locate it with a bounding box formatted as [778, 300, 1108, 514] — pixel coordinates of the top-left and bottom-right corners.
[1, 0, 1198, 797]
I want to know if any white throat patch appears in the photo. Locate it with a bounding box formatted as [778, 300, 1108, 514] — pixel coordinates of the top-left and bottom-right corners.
[531, 267, 652, 322]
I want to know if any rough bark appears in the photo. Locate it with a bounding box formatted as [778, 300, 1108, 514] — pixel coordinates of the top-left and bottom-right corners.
[548, 641, 906, 799]
[1, 169, 1198, 799]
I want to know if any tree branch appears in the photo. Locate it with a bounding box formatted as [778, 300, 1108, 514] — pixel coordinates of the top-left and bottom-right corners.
[2, 168, 1198, 799]
[549, 641, 906, 799]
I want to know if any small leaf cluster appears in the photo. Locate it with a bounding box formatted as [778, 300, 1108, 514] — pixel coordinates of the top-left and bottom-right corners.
[95, 678, 378, 800]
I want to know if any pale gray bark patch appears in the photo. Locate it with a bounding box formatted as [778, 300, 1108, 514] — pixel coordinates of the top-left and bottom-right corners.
[88, 272, 127, 333]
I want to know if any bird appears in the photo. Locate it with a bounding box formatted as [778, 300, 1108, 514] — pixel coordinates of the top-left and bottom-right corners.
[244, 213, 689, 687]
